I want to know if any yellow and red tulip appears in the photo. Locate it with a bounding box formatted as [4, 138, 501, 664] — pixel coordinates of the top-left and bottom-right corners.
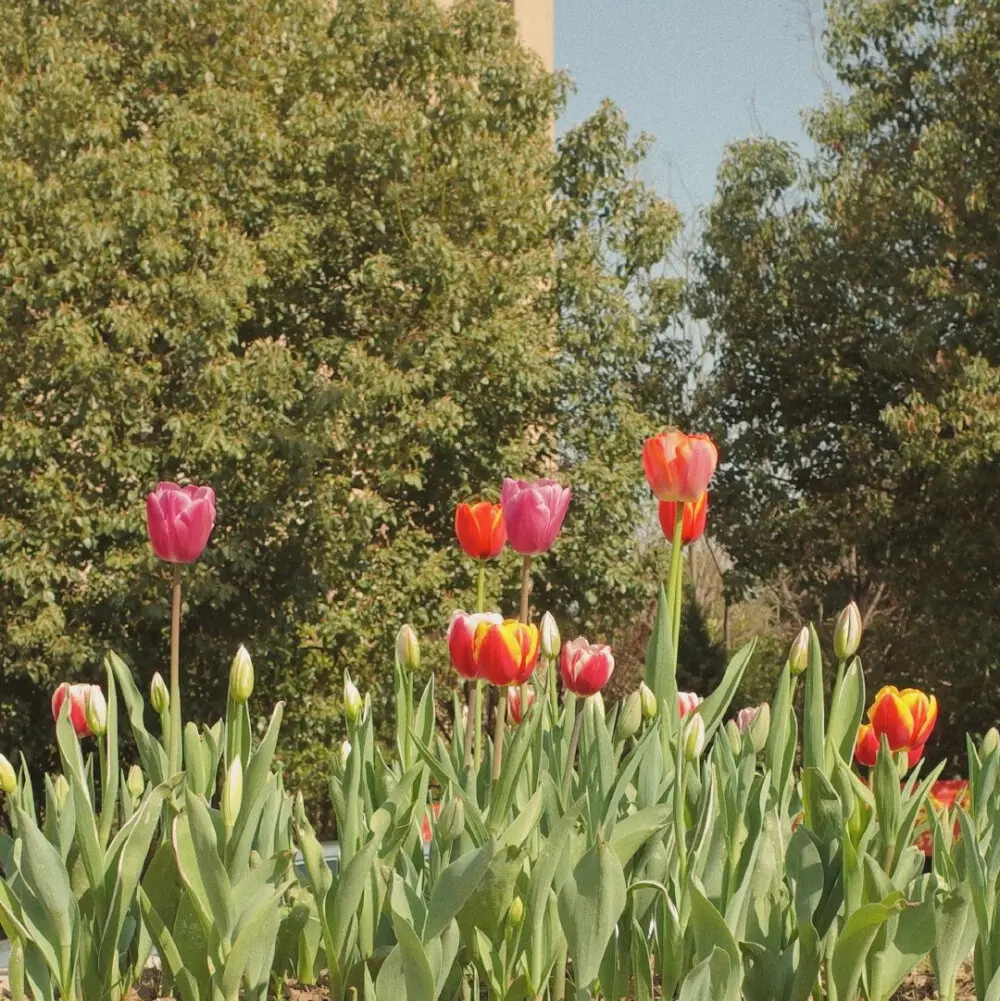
[657, 491, 709, 545]
[854, 686, 938, 768]
[454, 501, 507, 560]
[473, 619, 540, 687]
[642, 430, 718, 504]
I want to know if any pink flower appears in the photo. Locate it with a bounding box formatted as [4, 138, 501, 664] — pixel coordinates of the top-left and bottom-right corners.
[447, 611, 503, 680]
[146, 482, 217, 564]
[736, 705, 762, 733]
[501, 478, 571, 556]
[507, 685, 535, 724]
[677, 692, 702, 718]
[52, 682, 96, 737]
[560, 637, 614, 697]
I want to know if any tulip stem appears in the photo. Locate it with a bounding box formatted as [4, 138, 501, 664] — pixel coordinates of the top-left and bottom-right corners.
[547, 655, 558, 719]
[519, 555, 533, 717]
[561, 700, 585, 802]
[668, 507, 685, 665]
[491, 688, 507, 783]
[474, 563, 485, 770]
[169, 563, 182, 777]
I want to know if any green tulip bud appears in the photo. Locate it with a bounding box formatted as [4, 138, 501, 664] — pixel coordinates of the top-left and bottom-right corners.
[229, 645, 255, 704]
[639, 682, 657, 720]
[725, 719, 741, 755]
[507, 896, 525, 928]
[126, 764, 145, 801]
[540, 611, 561, 660]
[436, 798, 465, 842]
[150, 672, 169, 715]
[0, 754, 16, 795]
[85, 686, 108, 738]
[339, 740, 352, 768]
[981, 727, 1000, 759]
[344, 672, 363, 726]
[221, 756, 243, 829]
[788, 626, 809, 676]
[833, 601, 863, 661]
[683, 713, 706, 761]
[748, 702, 770, 754]
[395, 624, 420, 673]
[616, 691, 642, 742]
[52, 774, 70, 811]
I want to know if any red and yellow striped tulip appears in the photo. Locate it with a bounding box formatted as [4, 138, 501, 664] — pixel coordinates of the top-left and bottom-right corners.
[473, 619, 540, 687]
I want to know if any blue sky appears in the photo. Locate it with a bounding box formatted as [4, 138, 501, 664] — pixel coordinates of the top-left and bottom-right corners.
[556, 0, 831, 217]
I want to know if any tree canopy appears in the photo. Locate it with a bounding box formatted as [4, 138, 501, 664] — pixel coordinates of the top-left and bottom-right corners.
[0, 0, 684, 812]
[693, 0, 1000, 761]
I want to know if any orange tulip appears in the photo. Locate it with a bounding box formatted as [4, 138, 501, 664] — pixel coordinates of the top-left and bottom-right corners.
[642, 431, 718, 503]
[854, 686, 938, 768]
[454, 501, 507, 560]
[657, 492, 708, 544]
[473, 619, 540, 687]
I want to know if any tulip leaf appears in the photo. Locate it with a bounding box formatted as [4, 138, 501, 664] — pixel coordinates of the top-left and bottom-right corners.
[865, 876, 936, 1001]
[220, 881, 293, 1001]
[610, 804, 672, 867]
[930, 881, 978, 1001]
[331, 832, 383, 960]
[644, 586, 677, 730]
[696, 638, 756, 741]
[831, 894, 905, 1001]
[423, 840, 494, 942]
[826, 656, 865, 770]
[557, 836, 627, 990]
[802, 624, 826, 771]
[183, 787, 235, 940]
[677, 947, 732, 1001]
[498, 786, 544, 851]
[376, 909, 435, 1001]
[689, 879, 740, 975]
[139, 888, 204, 1001]
[106, 651, 168, 784]
[486, 699, 544, 834]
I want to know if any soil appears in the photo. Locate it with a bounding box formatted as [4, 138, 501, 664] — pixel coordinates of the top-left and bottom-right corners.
[0, 962, 980, 999]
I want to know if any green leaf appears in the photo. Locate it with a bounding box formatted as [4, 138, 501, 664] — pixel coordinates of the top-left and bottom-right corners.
[423, 840, 494, 942]
[610, 804, 671, 866]
[826, 656, 865, 769]
[831, 894, 905, 1001]
[802, 624, 826, 771]
[677, 947, 732, 1001]
[183, 787, 235, 940]
[696, 639, 756, 740]
[376, 909, 435, 1001]
[557, 836, 627, 989]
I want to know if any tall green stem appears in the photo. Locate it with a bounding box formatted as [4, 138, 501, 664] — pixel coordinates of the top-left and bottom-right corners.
[561, 701, 585, 802]
[491, 691, 507, 783]
[474, 563, 486, 769]
[169, 563, 182, 777]
[667, 507, 685, 666]
[518, 554, 533, 714]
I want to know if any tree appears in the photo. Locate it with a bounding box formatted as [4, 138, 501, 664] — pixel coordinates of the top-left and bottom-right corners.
[693, 0, 1000, 763]
[0, 0, 683, 813]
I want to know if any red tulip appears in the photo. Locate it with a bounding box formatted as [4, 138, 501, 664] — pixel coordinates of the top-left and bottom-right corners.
[455, 501, 506, 560]
[51, 682, 95, 738]
[146, 482, 216, 564]
[642, 431, 718, 503]
[677, 692, 702, 719]
[854, 723, 880, 768]
[867, 686, 938, 753]
[501, 478, 571, 556]
[448, 611, 502, 680]
[473, 619, 540, 687]
[507, 685, 535, 724]
[420, 801, 442, 844]
[657, 492, 708, 544]
[560, 637, 614, 697]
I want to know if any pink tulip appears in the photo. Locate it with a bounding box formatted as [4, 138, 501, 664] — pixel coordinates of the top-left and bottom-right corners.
[501, 478, 571, 556]
[448, 611, 503, 680]
[52, 682, 96, 737]
[736, 705, 762, 733]
[146, 482, 217, 564]
[561, 637, 615, 697]
[677, 692, 702, 718]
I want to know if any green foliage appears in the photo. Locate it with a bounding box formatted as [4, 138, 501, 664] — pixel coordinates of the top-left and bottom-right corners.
[0, 0, 682, 812]
[692, 0, 1000, 764]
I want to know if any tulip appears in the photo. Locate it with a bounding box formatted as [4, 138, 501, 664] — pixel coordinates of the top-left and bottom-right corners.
[725, 719, 742, 755]
[854, 724, 880, 768]
[126, 764, 145, 801]
[437, 798, 465, 842]
[501, 478, 572, 556]
[657, 492, 709, 545]
[788, 626, 810, 676]
[677, 691, 702, 719]
[145, 482, 216, 564]
[867, 685, 937, 757]
[448, 611, 503, 679]
[344, 673, 363, 725]
[735, 705, 762, 733]
[150, 672, 169, 715]
[982, 727, 1000, 758]
[454, 501, 507, 560]
[540, 611, 561, 660]
[507, 684, 536, 725]
[85, 686, 108, 738]
[0, 754, 16, 795]
[737, 703, 770, 752]
[833, 601, 863, 660]
[420, 801, 442, 843]
[639, 682, 658, 720]
[339, 740, 352, 767]
[474, 619, 540, 687]
[221, 757, 243, 829]
[52, 774, 70, 811]
[642, 431, 718, 503]
[229, 645, 254, 704]
[683, 713, 706, 761]
[52, 682, 93, 737]
[616, 691, 642, 742]
[508, 897, 525, 928]
[560, 637, 614, 697]
[395, 624, 421, 673]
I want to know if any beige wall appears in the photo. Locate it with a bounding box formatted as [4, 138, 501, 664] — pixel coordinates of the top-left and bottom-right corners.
[438, 0, 553, 71]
